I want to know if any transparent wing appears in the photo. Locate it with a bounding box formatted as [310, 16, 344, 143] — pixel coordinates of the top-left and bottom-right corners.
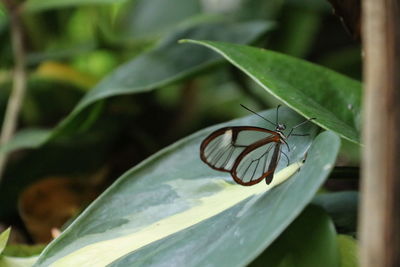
[200, 126, 277, 172]
[232, 142, 281, 186]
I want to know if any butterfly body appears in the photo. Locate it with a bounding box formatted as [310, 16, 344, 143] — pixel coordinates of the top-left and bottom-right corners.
[200, 126, 288, 186]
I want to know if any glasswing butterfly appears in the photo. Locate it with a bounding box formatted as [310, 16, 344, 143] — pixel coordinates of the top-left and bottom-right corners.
[200, 105, 315, 186]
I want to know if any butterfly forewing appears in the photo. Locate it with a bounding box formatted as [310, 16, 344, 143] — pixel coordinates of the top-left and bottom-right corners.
[201, 128, 245, 171]
[200, 127, 281, 184]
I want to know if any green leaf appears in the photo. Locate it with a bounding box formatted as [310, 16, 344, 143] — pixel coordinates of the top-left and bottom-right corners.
[0, 2, 8, 34]
[119, 0, 201, 39]
[23, 0, 126, 13]
[250, 205, 340, 267]
[0, 21, 272, 157]
[313, 191, 358, 234]
[181, 40, 362, 144]
[0, 238, 42, 267]
[0, 255, 39, 267]
[3, 244, 45, 257]
[34, 108, 340, 266]
[0, 228, 10, 254]
[230, 0, 284, 21]
[337, 235, 358, 267]
[0, 129, 51, 155]
[273, 7, 322, 58]
[73, 21, 272, 112]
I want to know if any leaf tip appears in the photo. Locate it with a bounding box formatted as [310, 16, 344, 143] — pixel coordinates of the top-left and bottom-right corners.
[178, 39, 202, 45]
[0, 227, 12, 253]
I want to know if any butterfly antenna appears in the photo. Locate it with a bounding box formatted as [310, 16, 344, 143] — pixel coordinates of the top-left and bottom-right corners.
[240, 104, 277, 127]
[276, 104, 281, 125]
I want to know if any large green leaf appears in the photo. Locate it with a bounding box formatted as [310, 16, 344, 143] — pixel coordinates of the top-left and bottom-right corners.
[182, 40, 362, 143]
[34, 108, 340, 266]
[250, 205, 339, 267]
[0, 21, 272, 156]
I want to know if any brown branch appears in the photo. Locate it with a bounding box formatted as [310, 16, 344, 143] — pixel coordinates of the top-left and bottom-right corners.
[0, 1, 27, 181]
[359, 0, 400, 266]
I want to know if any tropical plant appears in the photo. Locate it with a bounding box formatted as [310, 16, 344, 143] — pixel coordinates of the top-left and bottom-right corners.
[0, 0, 361, 266]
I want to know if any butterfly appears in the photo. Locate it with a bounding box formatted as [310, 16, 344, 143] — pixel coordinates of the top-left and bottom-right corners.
[200, 105, 315, 186]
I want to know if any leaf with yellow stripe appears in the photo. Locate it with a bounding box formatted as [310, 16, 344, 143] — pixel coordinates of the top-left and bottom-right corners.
[34, 108, 340, 266]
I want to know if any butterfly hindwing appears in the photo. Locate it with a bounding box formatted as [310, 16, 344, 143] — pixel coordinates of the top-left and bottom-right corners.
[232, 138, 281, 185]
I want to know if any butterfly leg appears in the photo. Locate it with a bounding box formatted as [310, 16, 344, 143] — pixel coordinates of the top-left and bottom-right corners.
[280, 148, 290, 166]
[290, 133, 309, 137]
[287, 118, 316, 138]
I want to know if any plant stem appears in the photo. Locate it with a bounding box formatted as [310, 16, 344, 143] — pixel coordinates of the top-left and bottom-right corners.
[0, 1, 27, 182]
[360, 0, 400, 266]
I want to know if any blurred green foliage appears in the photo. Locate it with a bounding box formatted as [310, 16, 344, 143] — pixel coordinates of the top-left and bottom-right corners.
[0, 0, 360, 265]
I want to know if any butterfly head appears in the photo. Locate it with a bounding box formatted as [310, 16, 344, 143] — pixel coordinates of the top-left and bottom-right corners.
[276, 123, 286, 132]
